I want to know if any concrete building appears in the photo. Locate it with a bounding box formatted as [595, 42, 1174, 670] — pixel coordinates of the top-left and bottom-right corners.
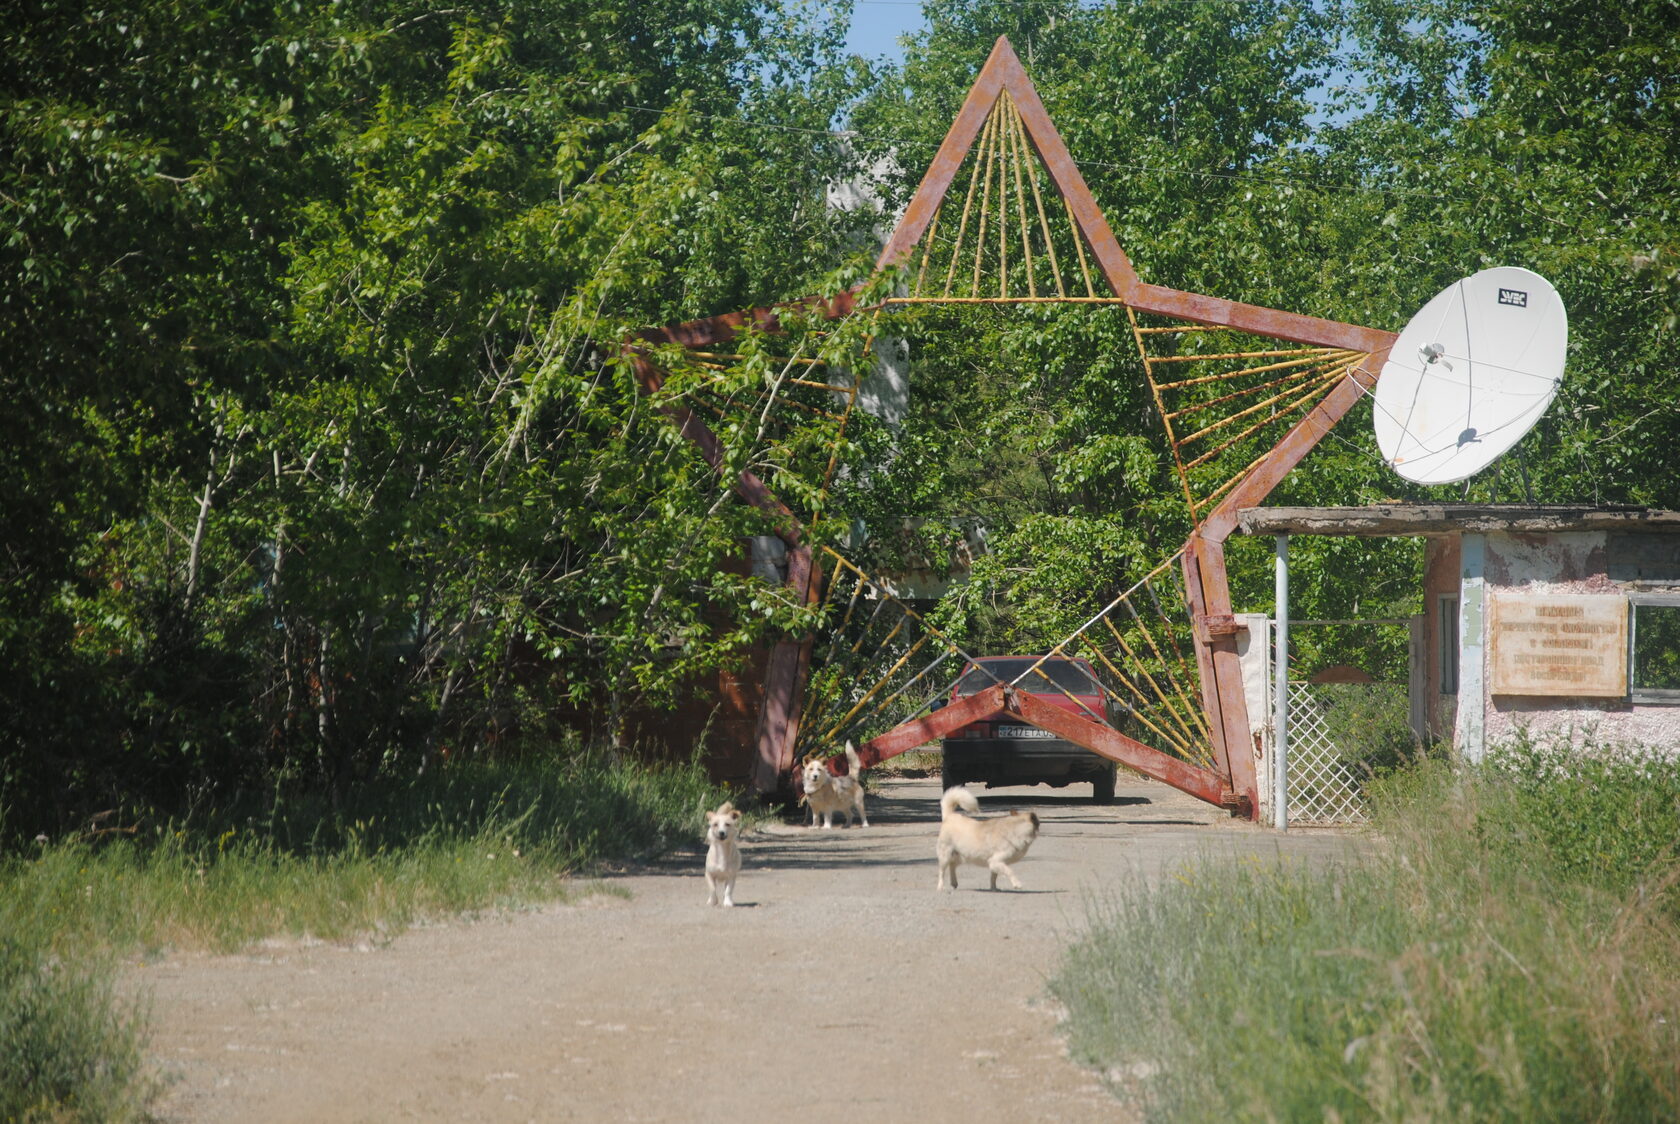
[1236, 504, 1680, 762]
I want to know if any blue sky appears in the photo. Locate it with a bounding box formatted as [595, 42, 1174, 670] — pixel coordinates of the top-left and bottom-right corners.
[842, 1, 929, 63]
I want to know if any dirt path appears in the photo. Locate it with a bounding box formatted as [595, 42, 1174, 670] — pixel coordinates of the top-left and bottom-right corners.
[129, 774, 1357, 1123]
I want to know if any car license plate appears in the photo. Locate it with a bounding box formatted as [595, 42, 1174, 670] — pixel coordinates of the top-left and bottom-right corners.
[997, 724, 1054, 739]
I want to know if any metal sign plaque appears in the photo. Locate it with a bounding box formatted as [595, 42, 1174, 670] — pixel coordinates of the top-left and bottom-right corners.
[1489, 593, 1628, 697]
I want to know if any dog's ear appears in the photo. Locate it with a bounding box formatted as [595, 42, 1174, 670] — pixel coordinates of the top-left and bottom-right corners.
[727, 809, 741, 824]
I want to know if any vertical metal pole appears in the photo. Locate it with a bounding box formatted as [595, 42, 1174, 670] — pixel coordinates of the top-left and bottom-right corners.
[1273, 534, 1290, 831]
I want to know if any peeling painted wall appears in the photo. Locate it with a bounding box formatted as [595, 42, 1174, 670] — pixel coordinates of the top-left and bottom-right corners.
[1422, 536, 1461, 741]
[1473, 531, 1680, 753]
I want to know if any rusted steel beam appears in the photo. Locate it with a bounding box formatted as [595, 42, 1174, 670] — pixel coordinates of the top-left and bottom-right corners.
[1008, 690, 1242, 812]
[874, 43, 1009, 272]
[1183, 537, 1259, 815]
[1197, 354, 1391, 544]
[853, 685, 1009, 768]
[997, 40, 1142, 301]
[625, 352, 805, 546]
[1177, 354, 1392, 820]
[752, 545, 822, 792]
[635, 290, 861, 351]
[1130, 282, 1395, 354]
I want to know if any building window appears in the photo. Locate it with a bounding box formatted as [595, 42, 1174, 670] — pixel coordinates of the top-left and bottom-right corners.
[1631, 594, 1680, 704]
[1439, 595, 1459, 696]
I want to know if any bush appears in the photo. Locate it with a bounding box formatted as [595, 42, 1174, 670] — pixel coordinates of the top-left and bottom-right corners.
[0, 938, 158, 1123]
[1477, 729, 1680, 903]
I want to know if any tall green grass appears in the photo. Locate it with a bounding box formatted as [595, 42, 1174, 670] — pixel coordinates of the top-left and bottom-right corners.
[4, 751, 732, 956]
[1051, 740, 1680, 1122]
[0, 939, 159, 1124]
[0, 750, 738, 1121]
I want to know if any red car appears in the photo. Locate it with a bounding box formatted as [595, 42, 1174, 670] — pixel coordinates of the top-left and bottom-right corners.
[938, 655, 1120, 803]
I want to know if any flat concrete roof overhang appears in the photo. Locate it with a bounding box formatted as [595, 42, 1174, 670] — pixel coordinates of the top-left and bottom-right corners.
[1234, 504, 1680, 538]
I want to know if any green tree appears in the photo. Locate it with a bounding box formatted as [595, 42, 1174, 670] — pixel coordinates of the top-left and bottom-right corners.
[1, 0, 873, 832]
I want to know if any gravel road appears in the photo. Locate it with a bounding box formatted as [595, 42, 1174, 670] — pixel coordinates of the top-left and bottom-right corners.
[129, 772, 1357, 1123]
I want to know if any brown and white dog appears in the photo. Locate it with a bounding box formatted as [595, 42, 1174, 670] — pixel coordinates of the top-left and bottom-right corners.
[704, 802, 742, 907]
[936, 786, 1039, 891]
[799, 741, 869, 829]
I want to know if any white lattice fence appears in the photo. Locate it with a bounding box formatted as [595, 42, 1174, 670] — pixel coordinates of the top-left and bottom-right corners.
[1284, 682, 1383, 825]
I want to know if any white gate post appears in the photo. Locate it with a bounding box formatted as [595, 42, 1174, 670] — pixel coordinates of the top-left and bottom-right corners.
[1274, 534, 1290, 831]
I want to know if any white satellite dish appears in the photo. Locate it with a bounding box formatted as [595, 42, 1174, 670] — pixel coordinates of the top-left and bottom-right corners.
[1373, 266, 1567, 485]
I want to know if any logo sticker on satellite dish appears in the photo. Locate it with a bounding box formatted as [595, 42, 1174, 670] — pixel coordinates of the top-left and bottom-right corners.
[1372, 267, 1567, 485]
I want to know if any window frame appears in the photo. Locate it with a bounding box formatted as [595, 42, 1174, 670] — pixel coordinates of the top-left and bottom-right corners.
[1438, 593, 1459, 697]
[1629, 591, 1680, 705]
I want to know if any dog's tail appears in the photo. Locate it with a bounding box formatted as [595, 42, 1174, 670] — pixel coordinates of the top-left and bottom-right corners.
[843, 739, 863, 775]
[940, 785, 980, 820]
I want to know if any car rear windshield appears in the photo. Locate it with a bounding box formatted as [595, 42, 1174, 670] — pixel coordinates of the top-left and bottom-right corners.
[954, 659, 1100, 697]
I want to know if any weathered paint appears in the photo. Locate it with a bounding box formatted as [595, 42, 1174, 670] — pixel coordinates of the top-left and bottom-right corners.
[854, 685, 1008, 767]
[1488, 592, 1628, 698]
[1233, 613, 1274, 825]
[1455, 534, 1488, 762]
[1009, 690, 1241, 811]
[1479, 531, 1680, 751]
[1423, 536, 1462, 740]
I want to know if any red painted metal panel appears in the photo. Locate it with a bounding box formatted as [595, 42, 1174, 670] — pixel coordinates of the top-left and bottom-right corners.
[853, 685, 1009, 768]
[1009, 690, 1241, 811]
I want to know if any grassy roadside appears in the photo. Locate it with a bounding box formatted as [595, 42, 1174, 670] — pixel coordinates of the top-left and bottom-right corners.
[1051, 739, 1680, 1122]
[1, 751, 738, 1122]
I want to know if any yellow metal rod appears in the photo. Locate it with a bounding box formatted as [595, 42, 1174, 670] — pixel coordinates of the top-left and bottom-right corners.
[1147, 346, 1340, 365]
[942, 104, 993, 299]
[1131, 304, 1199, 516]
[1080, 635, 1197, 759]
[1012, 96, 1064, 298]
[1004, 95, 1036, 299]
[1152, 349, 1359, 392]
[822, 632, 932, 741]
[1163, 364, 1338, 422]
[974, 103, 1000, 299]
[1180, 365, 1348, 462]
[1101, 613, 1207, 750]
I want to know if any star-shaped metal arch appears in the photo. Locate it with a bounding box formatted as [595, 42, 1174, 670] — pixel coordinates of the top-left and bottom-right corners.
[627, 37, 1399, 817]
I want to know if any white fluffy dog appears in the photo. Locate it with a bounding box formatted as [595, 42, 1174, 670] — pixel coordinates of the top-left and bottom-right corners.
[704, 802, 742, 907]
[799, 741, 869, 829]
[936, 786, 1039, 891]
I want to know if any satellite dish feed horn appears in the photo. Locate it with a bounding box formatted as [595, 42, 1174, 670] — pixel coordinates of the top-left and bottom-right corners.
[1372, 266, 1567, 485]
